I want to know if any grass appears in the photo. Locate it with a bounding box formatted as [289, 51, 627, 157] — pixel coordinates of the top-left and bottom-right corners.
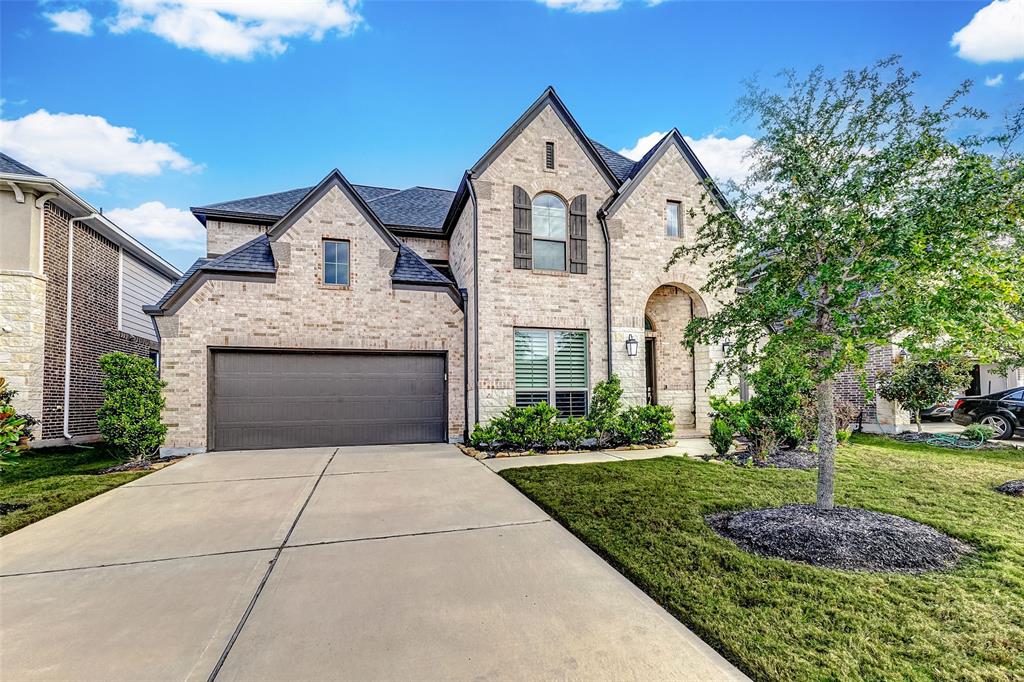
[500, 434, 1024, 681]
[1, 445, 151, 536]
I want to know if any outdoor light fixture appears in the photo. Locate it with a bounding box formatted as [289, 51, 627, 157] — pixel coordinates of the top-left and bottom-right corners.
[626, 334, 638, 357]
[722, 340, 733, 354]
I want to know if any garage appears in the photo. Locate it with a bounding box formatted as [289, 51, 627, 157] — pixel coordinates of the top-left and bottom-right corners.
[210, 350, 447, 450]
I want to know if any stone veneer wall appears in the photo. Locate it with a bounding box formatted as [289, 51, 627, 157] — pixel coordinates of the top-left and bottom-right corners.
[0, 272, 46, 437]
[41, 205, 155, 441]
[606, 143, 733, 432]
[206, 219, 269, 257]
[157, 185, 465, 450]
[473, 104, 611, 423]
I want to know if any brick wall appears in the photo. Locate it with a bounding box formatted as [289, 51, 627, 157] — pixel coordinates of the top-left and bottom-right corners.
[206, 219, 268, 257]
[833, 345, 896, 425]
[42, 205, 155, 441]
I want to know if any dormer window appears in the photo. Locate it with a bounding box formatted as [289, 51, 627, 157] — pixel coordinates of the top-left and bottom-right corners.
[545, 141, 555, 170]
[323, 239, 350, 286]
[532, 193, 567, 271]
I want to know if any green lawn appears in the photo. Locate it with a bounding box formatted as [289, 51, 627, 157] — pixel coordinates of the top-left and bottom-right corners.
[1, 445, 151, 536]
[500, 434, 1024, 681]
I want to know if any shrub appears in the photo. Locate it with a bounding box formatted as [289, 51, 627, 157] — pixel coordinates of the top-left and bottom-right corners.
[877, 358, 971, 432]
[588, 375, 623, 447]
[468, 403, 562, 451]
[555, 417, 592, 450]
[710, 417, 734, 455]
[614, 405, 675, 445]
[836, 428, 852, 445]
[97, 353, 167, 462]
[468, 423, 499, 449]
[0, 377, 36, 462]
[960, 424, 995, 443]
[746, 342, 817, 448]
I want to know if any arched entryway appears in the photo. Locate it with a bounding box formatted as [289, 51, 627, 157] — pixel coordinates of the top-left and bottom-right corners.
[643, 284, 709, 432]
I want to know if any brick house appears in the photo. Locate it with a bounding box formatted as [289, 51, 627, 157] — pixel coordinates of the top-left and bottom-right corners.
[146, 88, 734, 454]
[0, 153, 181, 446]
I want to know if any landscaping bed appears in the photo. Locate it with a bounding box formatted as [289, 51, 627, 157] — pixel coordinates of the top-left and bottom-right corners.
[501, 433, 1024, 680]
[996, 479, 1024, 497]
[0, 445, 155, 535]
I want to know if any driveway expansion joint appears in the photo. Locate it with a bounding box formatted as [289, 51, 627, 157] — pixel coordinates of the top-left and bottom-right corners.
[125, 473, 320, 487]
[206, 447, 339, 682]
[0, 546, 280, 579]
[284, 518, 553, 550]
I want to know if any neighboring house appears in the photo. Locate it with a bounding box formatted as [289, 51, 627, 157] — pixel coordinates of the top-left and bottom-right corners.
[835, 346, 1024, 429]
[146, 87, 733, 454]
[0, 153, 181, 446]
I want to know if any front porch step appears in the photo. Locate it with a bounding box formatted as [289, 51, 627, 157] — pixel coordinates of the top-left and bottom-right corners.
[674, 429, 705, 439]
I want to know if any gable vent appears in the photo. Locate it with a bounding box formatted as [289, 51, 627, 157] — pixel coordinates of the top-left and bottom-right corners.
[545, 141, 555, 170]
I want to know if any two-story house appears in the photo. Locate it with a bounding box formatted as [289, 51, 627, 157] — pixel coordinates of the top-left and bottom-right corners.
[146, 88, 732, 454]
[0, 152, 181, 446]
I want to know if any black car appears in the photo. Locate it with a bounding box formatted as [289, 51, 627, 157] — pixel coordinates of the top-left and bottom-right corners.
[952, 388, 1024, 439]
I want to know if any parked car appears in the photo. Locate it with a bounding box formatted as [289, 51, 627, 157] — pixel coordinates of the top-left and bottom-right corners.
[951, 388, 1024, 439]
[921, 399, 956, 421]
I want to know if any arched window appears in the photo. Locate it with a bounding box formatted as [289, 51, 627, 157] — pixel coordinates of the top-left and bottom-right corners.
[531, 193, 566, 271]
[644, 315, 655, 332]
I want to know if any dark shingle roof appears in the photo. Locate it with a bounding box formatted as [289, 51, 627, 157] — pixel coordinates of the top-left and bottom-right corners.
[367, 187, 455, 230]
[151, 257, 212, 309]
[392, 245, 452, 285]
[589, 139, 637, 183]
[0, 152, 44, 177]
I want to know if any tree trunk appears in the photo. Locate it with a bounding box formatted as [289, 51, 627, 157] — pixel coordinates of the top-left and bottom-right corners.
[916, 411, 922, 433]
[816, 377, 837, 510]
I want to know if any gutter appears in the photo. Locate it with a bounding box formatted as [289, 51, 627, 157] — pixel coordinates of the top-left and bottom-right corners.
[63, 213, 100, 440]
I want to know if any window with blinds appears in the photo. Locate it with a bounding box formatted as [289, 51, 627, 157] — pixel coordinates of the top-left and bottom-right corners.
[513, 329, 588, 417]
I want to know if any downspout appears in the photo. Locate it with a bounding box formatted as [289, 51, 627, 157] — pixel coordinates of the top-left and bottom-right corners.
[597, 208, 613, 378]
[461, 287, 469, 442]
[466, 174, 480, 427]
[63, 213, 99, 440]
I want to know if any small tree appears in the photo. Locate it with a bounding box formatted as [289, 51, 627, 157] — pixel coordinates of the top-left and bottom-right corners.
[588, 374, 624, 447]
[97, 353, 167, 462]
[672, 58, 1024, 510]
[877, 358, 970, 432]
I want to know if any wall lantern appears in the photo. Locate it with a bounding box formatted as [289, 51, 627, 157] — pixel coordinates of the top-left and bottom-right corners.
[722, 340, 733, 354]
[625, 334, 639, 357]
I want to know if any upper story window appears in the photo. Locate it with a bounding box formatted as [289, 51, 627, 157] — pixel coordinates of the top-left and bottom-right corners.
[545, 141, 555, 170]
[323, 239, 350, 286]
[532, 193, 566, 271]
[666, 201, 681, 237]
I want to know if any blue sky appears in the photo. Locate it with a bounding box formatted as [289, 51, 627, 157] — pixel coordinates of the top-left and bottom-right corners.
[2, 0, 1022, 271]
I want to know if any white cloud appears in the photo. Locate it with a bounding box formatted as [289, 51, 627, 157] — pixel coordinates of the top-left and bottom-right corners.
[108, 0, 363, 59]
[1018, 71, 1024, 80]
[44, 8, 94, 36]
[950, 0, 1024, 63]
[107, 201, 205, 248]
[0, 109, 197, 189]
[985, 74, 1005, 86]
[619, 131, 757, 185]
[538, 0, 622, 12]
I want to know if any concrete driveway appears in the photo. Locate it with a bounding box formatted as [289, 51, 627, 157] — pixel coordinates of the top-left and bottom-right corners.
[0, 443, 745, 682]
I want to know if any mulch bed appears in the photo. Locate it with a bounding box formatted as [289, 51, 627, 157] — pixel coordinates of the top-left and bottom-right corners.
[708, 504, 973, 573]
[713, 447, 817, 470]
[97, 461, 153, 474]
[995, 479, 1024, 497]
[0, 502, 29, 516]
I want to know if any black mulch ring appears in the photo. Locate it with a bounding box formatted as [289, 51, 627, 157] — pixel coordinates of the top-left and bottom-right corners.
[714, 447, 817, 470]
[996, 479, 1024, 497]
[708, 504, 973, 573]
[97, 461, 152, 474]
[0, 502, 29, 516]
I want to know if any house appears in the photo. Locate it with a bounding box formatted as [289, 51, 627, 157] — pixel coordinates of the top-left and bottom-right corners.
[0, 152, 181, 446]
[146, 87, 733, 454]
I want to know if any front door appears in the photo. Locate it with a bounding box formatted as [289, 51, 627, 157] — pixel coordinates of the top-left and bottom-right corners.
[645, 338, 657, 405]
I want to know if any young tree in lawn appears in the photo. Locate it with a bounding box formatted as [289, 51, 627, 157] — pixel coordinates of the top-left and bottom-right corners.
[671, 57, 1024, 510]
[877, 359, 971, 432]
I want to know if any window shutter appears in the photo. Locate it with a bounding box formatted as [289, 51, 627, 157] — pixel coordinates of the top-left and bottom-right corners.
[513, 185, 532, 269]
[568, 194, 587, 274]
[554, 331, 588, 388]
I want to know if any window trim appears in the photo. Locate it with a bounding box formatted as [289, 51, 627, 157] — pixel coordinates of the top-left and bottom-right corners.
[666, 200, 681, 238]
[322, 238, 351, 287]
[513, 327, 589, 417]
[531, 192, 567, 272]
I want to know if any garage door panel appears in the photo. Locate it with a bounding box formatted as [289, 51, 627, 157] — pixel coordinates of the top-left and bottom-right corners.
[211, 351, 446, 450]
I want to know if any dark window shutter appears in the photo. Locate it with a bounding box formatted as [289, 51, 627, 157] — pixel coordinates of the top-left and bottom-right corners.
[513, 185, 532, 270]
[569, 194, 587, 274]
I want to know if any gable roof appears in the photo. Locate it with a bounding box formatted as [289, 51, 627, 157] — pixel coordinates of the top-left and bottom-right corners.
[191, 183, 403, 225]
[0, 152, 44, 177]
[470, 86, 621, 190]
[392, 244, 452, 285]
[588, 139, 638, 183]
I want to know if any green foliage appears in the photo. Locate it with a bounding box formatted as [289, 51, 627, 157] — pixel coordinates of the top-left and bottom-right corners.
[878, 358, 971, 431]
[710, 417, 734, 456]
[836, 428, 852, 445]
[468, 403, 560, 451]
[96, 353, 167, 462]
[747, 342, 817, 448]
[613, 405, 675, 446]
[555, 417, 592, 450]
[0, 377, 32, 462]
[960, 424, 995, 444]
[588, 375, 623, 447]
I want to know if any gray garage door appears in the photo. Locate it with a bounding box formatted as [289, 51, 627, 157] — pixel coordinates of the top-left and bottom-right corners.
[211, 350, 446, 451]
